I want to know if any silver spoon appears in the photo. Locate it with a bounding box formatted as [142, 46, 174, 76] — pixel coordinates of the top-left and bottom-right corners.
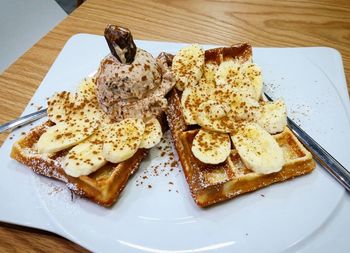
[0, 108, 47, 133]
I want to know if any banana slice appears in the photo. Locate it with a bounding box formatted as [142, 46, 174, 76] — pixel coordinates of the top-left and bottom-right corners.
[196, 100, 236, 133]
[231, 123, 285, 174]
[257, 99, 287, 134]
[39, 96, 101, 154]
[37, 118, 99, 154]
[47, 83, 102, 125]
[241, 62, 263, 100]
[47, 91, 72, 123]
[198, 75, 216, 96]
[229, 91, 260, 121]
[77, 78, 97, 101]
[62, 124, 107, 177]
[215, 60, 257, 100]
[181, 85, 211, 125]
[214, 86, 260, 122]
[140, 117, 162, 149]
[57, 93, 103, 138]
[181, 87, 197, 125]
[62, 141, 107, 177]
[172, 44, 205, 90]
[215, 60, 242, 87]
[204, 63, 218, 85]
[103, 118, 145, 163]
[192, 129, 231, 164]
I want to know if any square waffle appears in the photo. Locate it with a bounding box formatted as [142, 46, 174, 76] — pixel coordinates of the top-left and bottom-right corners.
[166, 44, 316, 207]
[11, 121, 148, 206]
[11, 112, 167, 207]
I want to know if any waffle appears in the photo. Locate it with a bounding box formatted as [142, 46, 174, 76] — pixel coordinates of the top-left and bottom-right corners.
[11, 113, 167, 207]
[166, 44, 316, 207]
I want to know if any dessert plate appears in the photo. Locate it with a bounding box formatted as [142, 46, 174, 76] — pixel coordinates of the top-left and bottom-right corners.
[1, 34, 350, 253]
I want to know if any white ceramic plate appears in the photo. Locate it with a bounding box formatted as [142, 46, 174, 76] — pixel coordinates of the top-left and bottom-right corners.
[1, 34, 350, 253]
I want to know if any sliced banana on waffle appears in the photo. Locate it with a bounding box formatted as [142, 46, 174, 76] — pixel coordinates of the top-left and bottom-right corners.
[196, 100, 236, 133]
[37, 118, 99, 154]
[231, 123, 285, 174]
[192, 129, 231, 164]
[172, 44, 205, 90]
[204, 63, 218, 85]
[48, 78, 102, 124]
[181, 84, 213, 125]
[241, 62, 263, 100]
[214, 86, 260, 122]
[215, 60, 243, 86]
[140, 117, 162, 149]
[257, 99, 287, 134]
[47, 91, 72, 123]
[215, 60, 262, 100]
[62, 126, 107, 177]
[103, 118, 145, 163]
[40, 88, 102, 154]
[181, 87, 198, 125]
[63, 142, 107, 177]
[77, 77, 97, 101]
[229, 92, 260, 121]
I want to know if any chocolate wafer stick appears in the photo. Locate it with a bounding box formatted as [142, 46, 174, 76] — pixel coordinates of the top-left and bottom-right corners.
[104, 25, 137, 64]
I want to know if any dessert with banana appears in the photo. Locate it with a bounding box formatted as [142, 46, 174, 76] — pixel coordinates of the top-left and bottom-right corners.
[166, 43, 316, 207]
[11, 25, 174, 206]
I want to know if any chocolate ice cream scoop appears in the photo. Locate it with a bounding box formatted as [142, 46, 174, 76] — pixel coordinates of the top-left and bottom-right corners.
[96, 48, 161, 100]
[95, 25, 175, 122]
[104, 25, 137, 64]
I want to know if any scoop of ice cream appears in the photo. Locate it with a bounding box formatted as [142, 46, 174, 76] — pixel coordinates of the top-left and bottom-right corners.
[95, 49, 174, 121]
[96, 48, 161, 100]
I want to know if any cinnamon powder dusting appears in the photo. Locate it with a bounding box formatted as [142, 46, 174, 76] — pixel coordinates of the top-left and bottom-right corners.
[135, 131, 181, 193]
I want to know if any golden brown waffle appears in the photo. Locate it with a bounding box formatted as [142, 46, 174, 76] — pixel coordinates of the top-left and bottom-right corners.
[166, 44, 316, 207]
[11, 112, 167, 207]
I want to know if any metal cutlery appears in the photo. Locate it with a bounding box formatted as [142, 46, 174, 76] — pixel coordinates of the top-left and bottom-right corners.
[0, 108, 47, 133]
